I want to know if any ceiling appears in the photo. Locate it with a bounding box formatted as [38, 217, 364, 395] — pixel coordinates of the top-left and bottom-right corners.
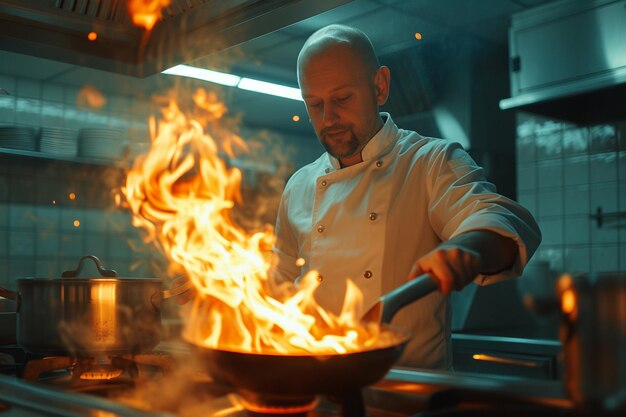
[0, 0, 561, 138]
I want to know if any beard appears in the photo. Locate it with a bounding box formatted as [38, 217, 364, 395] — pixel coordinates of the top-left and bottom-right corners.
[319, 126, 362, 160]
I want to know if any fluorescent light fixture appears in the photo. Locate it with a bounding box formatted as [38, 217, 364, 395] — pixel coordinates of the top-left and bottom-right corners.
[162, 65, 303, 102]
[162, 65, 241, 87]
[237, 77, 303, 101]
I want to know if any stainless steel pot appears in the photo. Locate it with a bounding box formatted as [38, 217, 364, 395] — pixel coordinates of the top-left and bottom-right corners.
[0, 255, 190, 356]
[556, 273, 626, 411]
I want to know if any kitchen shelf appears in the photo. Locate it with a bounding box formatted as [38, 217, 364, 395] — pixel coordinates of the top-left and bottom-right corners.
[0, 147, 129, 168]
[0, 147, 278, 175]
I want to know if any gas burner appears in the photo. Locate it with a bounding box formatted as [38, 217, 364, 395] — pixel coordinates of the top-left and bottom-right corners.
[235, 390, 320, 416]
[226, 390, 367, 417]
[22, 352, 176, 388]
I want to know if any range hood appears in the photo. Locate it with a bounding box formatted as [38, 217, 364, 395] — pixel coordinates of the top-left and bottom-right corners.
[499, 0, 626, 125]
[0, 0, 350, 78]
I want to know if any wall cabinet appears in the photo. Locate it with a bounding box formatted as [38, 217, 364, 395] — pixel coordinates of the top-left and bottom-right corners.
[500, 0, 626, 124]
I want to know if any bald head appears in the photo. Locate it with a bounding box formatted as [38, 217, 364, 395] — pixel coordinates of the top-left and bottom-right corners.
[296, 24, 390, 167]
[297, 24, 380, 86]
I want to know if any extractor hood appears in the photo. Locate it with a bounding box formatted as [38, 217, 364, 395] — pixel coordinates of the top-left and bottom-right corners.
[0, 0, 350, 78]
[499, 0, 626, 125]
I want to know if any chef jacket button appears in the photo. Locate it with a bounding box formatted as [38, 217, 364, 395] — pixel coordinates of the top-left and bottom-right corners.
[376, 160, 383, 168]
[317, 275, 324, 282]
[321, 180, 328, 187]
[363, 270, 373, 279]
[368, 212, 378, 221]
[325, 168, 331, 174]
[316, 225, 325, 233]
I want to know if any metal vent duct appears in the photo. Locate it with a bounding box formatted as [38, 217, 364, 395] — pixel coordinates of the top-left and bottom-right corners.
[0, 0, 350, 77]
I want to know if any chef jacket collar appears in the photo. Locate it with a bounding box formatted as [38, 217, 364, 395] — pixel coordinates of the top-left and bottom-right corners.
[325, 113, 398, 171]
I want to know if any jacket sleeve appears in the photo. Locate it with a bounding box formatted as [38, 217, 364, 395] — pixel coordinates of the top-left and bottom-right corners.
[425, 142, 542, 285]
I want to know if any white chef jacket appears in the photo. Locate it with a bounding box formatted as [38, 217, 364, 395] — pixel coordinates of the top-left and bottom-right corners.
[272, 113, 541, 369]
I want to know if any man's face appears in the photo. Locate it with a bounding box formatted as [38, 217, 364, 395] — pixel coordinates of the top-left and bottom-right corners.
[299, 45, 384, 163]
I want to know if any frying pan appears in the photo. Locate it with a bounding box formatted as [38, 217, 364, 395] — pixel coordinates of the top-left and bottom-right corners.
[187, 274, 438, 398]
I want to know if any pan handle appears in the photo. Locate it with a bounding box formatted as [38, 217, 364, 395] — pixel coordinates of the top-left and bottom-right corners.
[0, 287, 17, 301]
[379, 274, 439, 324]
[61, 255, 117, 278]
[0, 287, 19, 313]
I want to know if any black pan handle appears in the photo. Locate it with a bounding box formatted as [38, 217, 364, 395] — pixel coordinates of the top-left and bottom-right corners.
[61, 255, 118, 278]
[379, 274, 439, 324]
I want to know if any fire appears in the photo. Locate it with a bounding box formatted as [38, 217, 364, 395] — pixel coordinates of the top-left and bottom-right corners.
[127, 0, 172, 31]
[122, 89, 386, 354]
[77, 85, 107, 110]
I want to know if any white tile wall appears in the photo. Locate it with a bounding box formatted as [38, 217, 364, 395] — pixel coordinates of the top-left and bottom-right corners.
[0, 72, 151, 149]
[9, 259, 35, 277]
[563, 155, 589, 186]
[35, 260, 59, 277]
[35, 229, 60, 257]
[538, 188, 563, 217]
[536, 130, 562, 160]
[563, 186, 590, 216]
[15, 97, 41, 126]
[538, 245, 564, 271]
[16, 78, 40, 99]
[9, 205, 37, 229]
[564, 246, 590, 273]
[0, 229, 7, 257]
[591, 245, 619, 277]
[590, 182, 618, 213]
[563, 127, 588, 156]
[518, 192, 537, 218]
[42, 84, 64, 102]
[0, 96, 15, 124]
[517, 163, 536, 191]
[564, 216, 590, 245]
[538, 218, 563, 245]
[618, 151, 626, 182]
[537, 160, 563, 189]
[517, 114, 626, 277]
[516, 135, 535, 164]
[0, 203, 7, 227]
[590, 153, 617, 183]
[590, 220, 618, 244]
[9, 230, 35, 257]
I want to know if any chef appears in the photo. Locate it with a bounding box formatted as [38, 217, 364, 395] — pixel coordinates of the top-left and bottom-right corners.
[270, 24, 542, 369]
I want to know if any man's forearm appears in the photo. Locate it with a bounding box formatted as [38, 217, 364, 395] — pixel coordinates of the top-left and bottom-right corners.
[448, 230, 518, 275]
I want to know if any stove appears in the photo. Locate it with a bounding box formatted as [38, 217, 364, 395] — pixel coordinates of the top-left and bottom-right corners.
[0, 341, 622, 417]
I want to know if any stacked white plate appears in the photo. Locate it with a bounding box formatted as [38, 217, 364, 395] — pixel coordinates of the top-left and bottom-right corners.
[78, 128, 127, 160]
[40, 127, 78, 157]
[0, 127, 38, 151]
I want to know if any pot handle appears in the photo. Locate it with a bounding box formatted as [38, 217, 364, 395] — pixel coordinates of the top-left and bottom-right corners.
[0, 287, 19, 313]
[0, 287, 17, 301]
[150, 277, 195, 310]
[61, 255, 117, 278]
[162, 279, 195, 300]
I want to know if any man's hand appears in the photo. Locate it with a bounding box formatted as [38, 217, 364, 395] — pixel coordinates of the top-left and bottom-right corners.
[407, 243, 481, 295]
[407, 230, 518, 295]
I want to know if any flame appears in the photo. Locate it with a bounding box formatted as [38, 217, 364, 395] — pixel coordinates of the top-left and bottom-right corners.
[127, 0, 171, 31]
[121, 90, 388, 354]
[79, 365, 123, 381]
[77, 86, 107, 110]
